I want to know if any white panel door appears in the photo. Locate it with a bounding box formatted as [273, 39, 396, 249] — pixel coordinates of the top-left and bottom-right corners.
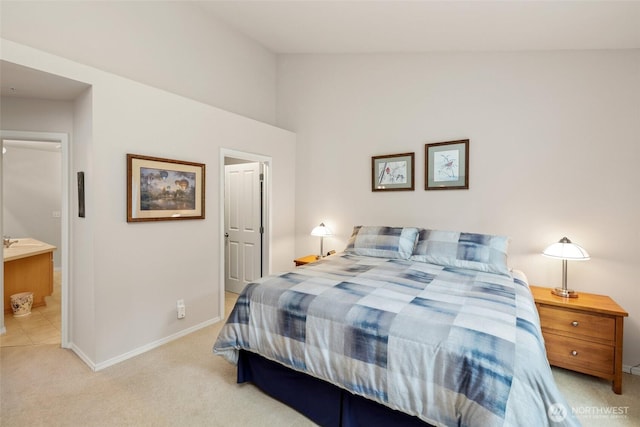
[224, 162, 262, 293]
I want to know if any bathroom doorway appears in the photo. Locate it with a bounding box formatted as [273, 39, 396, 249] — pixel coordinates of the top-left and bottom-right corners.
[0, 60, 90, 349]
[0, 131, 70, 347]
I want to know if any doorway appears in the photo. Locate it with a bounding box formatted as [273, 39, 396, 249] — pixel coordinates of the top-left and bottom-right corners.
[219, 149, 271, 312]
[0, 131, 70, 347]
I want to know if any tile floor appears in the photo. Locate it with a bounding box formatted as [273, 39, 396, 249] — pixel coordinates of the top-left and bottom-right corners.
[0, 270, 61, 347]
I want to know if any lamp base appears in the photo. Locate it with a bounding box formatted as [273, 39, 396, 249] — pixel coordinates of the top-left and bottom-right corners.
[551, 287, 579, 298]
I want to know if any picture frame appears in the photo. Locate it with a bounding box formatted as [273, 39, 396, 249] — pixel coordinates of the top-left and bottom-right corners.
[425, 140, 469, 190]
[127, 154, 205, 222]
[371, 152, 415, 191]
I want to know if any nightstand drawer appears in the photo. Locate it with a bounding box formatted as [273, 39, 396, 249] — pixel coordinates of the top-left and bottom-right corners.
[544, 333, 614, 375]
[538, 305, 615, 342]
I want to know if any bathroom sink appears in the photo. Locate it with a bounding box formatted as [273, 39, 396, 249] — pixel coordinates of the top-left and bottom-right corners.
[5, 239, 44, 248]
[11, 242, 44, 247]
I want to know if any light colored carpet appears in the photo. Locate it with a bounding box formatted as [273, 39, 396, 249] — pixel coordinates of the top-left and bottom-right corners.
[0, 318, 314, 427]
[1, 304, 638, 426]
[551, 367, 639, 426]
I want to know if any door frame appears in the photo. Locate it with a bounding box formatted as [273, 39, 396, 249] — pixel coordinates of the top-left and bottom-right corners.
[219, 148, 271, 312]
[0, 130, 70, 347]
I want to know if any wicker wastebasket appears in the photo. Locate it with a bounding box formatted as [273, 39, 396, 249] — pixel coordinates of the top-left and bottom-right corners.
[10, 292, 34, 317]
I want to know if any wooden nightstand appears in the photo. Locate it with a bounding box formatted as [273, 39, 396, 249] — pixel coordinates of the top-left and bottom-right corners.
[294, 254, 319, 267]
[530, 285, 628, 394]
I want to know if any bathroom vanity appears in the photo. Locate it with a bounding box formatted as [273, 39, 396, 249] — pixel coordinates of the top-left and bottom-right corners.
[3, 238, 56, 314]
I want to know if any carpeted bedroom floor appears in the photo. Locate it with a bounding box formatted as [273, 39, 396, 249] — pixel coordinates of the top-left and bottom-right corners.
[1, 292, 638, 427]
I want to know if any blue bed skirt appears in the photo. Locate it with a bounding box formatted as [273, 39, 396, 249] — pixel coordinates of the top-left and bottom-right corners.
[237, 350, 432, 427]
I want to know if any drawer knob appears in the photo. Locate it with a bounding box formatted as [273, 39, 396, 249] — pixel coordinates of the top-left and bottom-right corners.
[571, 321, 579, 327]
[571, 350, 578, 357]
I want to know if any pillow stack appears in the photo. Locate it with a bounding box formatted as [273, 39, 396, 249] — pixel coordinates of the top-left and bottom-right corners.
[345, 225, 510, 276]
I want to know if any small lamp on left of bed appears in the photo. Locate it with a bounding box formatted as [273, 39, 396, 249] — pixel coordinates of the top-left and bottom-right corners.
[311, 222, 332, 258]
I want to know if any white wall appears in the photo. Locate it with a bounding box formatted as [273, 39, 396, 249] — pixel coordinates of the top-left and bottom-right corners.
[71, 86, 96, 362]
[277, 51, 640, 366]
[1, 97, 73, 268]
[1, 39, 296, 367]
[0, 97, 74, 132]
[0, 1, 277, 125]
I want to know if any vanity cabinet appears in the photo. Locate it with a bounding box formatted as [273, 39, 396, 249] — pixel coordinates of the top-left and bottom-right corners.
[3, 239, 56, 314]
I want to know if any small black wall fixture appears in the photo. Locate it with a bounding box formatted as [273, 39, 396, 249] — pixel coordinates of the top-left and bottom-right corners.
[78, 171, 85, 218]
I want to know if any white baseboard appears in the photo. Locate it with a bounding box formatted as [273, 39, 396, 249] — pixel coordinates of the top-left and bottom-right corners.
[70, 343, 97, 371]
[69, 316, 223, 372]
[622, 364, 640, 376]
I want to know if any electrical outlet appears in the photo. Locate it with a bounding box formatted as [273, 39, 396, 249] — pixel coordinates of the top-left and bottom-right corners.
[177, 299, 186, 319]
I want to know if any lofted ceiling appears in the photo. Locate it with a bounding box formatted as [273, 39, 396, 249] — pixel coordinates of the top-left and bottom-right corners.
[1, 1, 638, 103]
[199, 0, 640, 54]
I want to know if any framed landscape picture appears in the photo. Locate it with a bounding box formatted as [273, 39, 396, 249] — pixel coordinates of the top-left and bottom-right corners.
[425, 140, 469, 190]
[371, 152, 415, 192]
[127, 154, 205, 222]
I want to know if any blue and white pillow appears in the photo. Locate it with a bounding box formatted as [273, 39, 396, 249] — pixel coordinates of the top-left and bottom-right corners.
[410, 229, 510, 275]
[345, 226, 419, 259]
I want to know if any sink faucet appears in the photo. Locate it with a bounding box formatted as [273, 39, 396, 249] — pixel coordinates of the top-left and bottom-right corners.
[3, 236, 16, 248]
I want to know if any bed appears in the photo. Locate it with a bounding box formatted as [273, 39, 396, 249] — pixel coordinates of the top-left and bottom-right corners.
[214, 226, 581, 426]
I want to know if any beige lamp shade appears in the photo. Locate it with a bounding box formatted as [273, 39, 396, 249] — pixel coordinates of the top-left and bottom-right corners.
[543, 237, 590, 260]
[311, 223, 332, 237]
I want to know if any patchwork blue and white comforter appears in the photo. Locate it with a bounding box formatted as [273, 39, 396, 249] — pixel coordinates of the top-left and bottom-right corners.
[214, 253, 580, 427]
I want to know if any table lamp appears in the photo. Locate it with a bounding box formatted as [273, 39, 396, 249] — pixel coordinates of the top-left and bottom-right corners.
[311, 222, 332, 258]
[542, 236, 590, 298]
